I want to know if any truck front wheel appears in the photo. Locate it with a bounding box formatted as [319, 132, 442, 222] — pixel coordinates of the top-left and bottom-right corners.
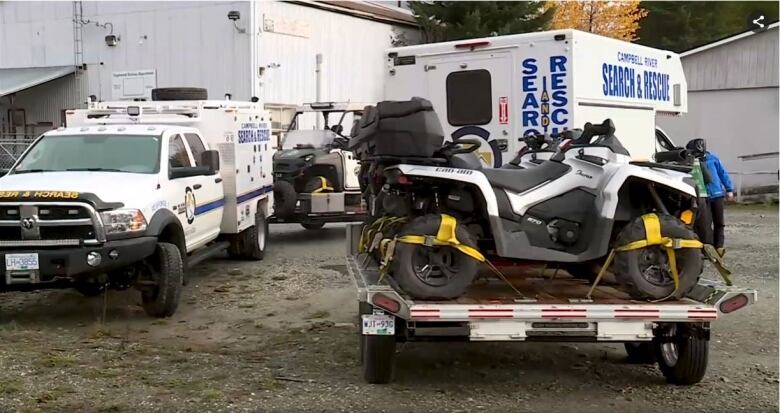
[654, 322, 709, 385]
[141, 242, 184, 318]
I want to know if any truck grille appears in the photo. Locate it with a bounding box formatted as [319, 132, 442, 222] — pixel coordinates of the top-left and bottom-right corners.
[0, 202, 104, 246]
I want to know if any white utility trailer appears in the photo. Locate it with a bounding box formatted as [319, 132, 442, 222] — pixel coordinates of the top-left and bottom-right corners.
[347, 224, 756, 384]
[385, 29, 687, 167]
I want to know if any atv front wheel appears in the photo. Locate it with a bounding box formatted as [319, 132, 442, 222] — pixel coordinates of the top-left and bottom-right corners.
[392, 215, 479, 299]
[612, 214, 702, 300]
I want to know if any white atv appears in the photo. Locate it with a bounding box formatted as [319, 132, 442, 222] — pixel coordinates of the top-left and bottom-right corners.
[351, 99, 703, 301]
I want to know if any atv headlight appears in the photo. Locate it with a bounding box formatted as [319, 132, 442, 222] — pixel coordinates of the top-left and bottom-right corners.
[100, 209, 147, 234]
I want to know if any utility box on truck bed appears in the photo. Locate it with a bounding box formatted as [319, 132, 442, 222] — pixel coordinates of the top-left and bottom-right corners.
[385, 29, 688, 167]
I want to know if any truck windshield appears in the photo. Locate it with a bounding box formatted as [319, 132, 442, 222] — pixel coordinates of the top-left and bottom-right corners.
[12, 134, 161, 174]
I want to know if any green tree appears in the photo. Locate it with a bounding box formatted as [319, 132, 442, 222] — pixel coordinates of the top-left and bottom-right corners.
[636, 1, 779, 52]
[409, 1, 554, 43]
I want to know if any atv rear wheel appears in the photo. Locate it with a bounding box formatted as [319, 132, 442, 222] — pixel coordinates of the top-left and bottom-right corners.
[273, 181, 297, 218]
[612, 215, 702, 300]
[391, 215, 479, 299]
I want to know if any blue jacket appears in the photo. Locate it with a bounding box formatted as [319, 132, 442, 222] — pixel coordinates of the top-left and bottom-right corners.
[702, 152, 733, 198]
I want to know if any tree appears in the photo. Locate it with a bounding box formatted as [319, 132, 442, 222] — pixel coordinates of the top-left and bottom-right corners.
[408, 1, 554, 43]
[548, 1, 647, 41]
[636, 1, 779, 52]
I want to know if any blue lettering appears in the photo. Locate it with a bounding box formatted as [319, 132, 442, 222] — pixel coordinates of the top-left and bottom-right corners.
[522, 93, 539, 109]
[551, 73, 566, 90]
[522, 76, 537, 92]
[552, 90, 567, 107]
[522, 111, 539, 127]
[522, 58, 537, 75]
[602, 64, 609, 95]
[550, 55, 567, 72]
[551, 109, 568, 125]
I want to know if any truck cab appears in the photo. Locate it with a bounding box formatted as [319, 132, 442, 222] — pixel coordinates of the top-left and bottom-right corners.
[0, 93, 273, 317]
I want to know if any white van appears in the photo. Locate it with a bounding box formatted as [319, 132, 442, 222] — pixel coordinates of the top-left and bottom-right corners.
[384, 29, 688, 167]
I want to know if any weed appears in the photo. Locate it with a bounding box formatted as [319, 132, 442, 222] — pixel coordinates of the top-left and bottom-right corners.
[199, 388, 224, 402]
[0, 379, 22, 395]
[40, 354, 77, 368]
[304, 310, 331, 320]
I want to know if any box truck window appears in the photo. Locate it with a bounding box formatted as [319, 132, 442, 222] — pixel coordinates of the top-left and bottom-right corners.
[446, 69, 492, 126]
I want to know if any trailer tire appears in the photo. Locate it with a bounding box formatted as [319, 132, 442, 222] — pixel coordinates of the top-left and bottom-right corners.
[151, 87, 208, 101]
[141, 242, 183, 318]
[392, 214, 479, 299]
[228, 212, 267, 260]
[654, 323, 709, 385]
[624, 342, 656, 364]
[273, 181, 297, 218]
[612, 214, 702, 300]
[361, 328, 396, 384]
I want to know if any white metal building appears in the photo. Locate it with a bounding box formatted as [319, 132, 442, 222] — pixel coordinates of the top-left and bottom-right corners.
[0, 1, 418, 149]
[657, 23, 779, 196]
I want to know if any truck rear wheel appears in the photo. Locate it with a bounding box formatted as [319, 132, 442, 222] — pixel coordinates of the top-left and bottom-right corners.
[612, 214, 702, 300]
[141, 242, 183, 318]
[228, 212, 268, 260]
[654, 323, 709, 385]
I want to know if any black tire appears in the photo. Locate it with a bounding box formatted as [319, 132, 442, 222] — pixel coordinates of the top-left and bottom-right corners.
[612, 214, 702, 300]
[624, 342, 656, 364]
[273, 180, 298, 218]
[301, 222, 325, 230]
[304, 176, 334, 193]
[228, 212, 268, 260]
[361, 321, 396, 384]
[141, 242, 184, 318]
[73, 281, 105, 297]
[151, 87, 208, 101]
[654, 323, 709, 385]
[392, 214, 479, 299]
[565, 262, 599, 283]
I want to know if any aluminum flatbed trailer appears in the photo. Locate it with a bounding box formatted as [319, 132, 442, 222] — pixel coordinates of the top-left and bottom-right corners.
[346, 223, 757, 384]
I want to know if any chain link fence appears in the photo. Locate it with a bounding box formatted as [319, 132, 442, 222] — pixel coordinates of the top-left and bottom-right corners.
[0, 135, 36, 172]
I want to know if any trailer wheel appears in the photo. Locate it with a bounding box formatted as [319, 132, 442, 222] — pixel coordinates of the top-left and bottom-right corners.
[361, 326, 396, 384]
[228, 212, 267, 260]
[273, 181, 297, 218]
[654, 323, 709, 385]
[151, 87, 208, 101]
[624, 342, 656, 364]
[612, 214, 702, 300]
[141, 242, 184, 318]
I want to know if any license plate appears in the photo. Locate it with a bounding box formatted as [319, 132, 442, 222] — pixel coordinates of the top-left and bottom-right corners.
[362, 314, 395, 336]
[5, 253, 39, 271]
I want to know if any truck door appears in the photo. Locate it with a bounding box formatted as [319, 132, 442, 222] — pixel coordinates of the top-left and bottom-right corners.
[423, 50, 514, 167]
[183, 133, 224, 242]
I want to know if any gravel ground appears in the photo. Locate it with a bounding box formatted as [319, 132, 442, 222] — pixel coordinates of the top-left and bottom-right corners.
[0, 206, 777, 412]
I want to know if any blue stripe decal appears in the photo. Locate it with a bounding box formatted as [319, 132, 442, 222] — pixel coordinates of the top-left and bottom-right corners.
[237, 185, 273, 205]
[195, 198, 225, 215]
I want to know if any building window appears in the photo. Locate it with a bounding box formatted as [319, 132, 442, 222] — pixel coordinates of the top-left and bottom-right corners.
[184, 133, 206, 166]
[446, 69, 492, 126]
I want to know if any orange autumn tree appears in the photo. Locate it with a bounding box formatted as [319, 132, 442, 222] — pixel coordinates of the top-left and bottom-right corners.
[549, 1, 647, 41]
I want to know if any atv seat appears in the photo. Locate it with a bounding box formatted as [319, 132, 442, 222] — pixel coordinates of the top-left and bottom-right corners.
[501, 163, 524, 170]
[482, 161, 571, 194]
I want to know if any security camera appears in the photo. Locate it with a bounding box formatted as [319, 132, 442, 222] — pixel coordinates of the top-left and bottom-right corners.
[227, 11, 241, 21]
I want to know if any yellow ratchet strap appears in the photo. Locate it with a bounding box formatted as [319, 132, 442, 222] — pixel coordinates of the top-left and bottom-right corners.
[396, 214, 485, 262]
[587, 213, 707, 302]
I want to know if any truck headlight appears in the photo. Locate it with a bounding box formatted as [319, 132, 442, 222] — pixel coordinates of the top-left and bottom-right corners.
[100, 209, 147, 234]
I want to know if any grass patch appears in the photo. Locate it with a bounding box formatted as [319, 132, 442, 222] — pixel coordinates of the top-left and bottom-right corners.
[199, 388, 224, 402]
[0, 378, 22, 394]
[40, 354, 77, 368]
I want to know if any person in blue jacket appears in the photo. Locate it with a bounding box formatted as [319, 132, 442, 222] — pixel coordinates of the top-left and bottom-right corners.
[686, 138, 734, 254]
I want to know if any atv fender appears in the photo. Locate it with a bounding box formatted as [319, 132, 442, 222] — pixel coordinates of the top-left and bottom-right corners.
[394, 164, 499, 217]
[602, 164, 696, 219]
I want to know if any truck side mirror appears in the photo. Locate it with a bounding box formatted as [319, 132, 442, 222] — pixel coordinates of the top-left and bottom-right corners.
[201, 150, 220, 174]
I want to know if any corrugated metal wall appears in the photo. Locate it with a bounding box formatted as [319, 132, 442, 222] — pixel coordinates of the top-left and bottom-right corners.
[683, 27, 779, 91]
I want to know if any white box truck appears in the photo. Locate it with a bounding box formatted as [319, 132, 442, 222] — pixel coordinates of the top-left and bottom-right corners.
[0, 90, 273, 317]
[384, 29, 687, 167]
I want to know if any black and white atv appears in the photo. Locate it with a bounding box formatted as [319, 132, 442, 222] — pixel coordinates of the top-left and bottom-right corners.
[350, 98, 704, 301]
[271, 102, 368, 229]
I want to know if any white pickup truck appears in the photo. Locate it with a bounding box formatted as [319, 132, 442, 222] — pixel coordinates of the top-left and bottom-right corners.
[0, 92, 273, 317]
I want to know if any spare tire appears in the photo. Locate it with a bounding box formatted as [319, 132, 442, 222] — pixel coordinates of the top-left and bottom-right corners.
[151, 87, 208, 101]
[273, 180, 298, 218]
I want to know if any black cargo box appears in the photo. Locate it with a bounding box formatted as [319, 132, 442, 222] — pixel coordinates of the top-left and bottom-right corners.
[348, 97, 444, 160]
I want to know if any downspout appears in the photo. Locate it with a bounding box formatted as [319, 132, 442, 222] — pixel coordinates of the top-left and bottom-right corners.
[250, 0, 257, 100]
[315, 53, 323, 129]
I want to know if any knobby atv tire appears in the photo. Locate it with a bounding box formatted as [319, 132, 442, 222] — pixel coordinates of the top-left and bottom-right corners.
[273, 181, 297, 218]
[624, 342, 656, 364]
[151, 87, 208, 101]
[141, 242, 183, 318]
[655, 323, 709, 385]
[228, 212, 268, 260]
[392, 214, 479, 299]
[612, 214, 702, 300]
